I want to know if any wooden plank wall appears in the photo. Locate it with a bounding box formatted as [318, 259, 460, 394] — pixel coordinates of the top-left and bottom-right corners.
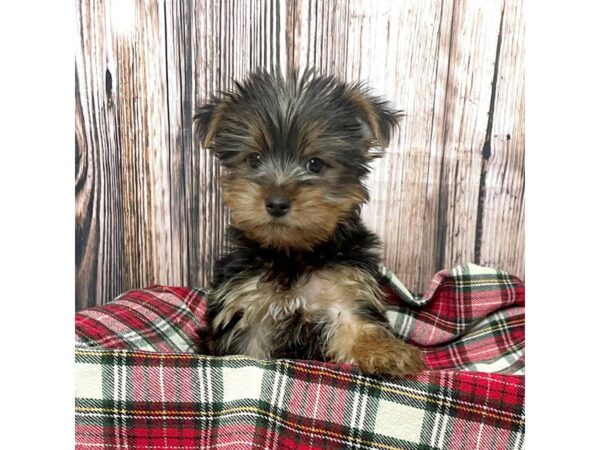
[75, 0, 524, 310]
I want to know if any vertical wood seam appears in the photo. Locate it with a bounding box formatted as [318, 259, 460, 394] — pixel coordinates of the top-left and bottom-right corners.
[162, 0, 175, 283]
[423, 0, 447, 238]
[474, 0, 506, 263]
[434, 0, 457, 271]
[183, 0, 192, 285]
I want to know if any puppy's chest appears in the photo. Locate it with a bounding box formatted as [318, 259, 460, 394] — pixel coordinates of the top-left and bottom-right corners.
[211, 264, 382, 358]
[213, 270, 341, 331]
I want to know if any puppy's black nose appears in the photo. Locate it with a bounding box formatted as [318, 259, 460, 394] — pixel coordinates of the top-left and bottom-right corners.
[265, 195, 290, 217]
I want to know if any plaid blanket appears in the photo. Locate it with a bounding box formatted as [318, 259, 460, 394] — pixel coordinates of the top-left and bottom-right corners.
[75, 264, 524, 449]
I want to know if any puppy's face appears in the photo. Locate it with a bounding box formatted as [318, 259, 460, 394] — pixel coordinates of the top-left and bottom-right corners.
[195, 71, 399, 251]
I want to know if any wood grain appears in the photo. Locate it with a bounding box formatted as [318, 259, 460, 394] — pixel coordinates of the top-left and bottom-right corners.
[75, 0, 524, 309]
[477, 0, 525, 277]
[76, 0, 125, 310]
[435, 0, 504, 272]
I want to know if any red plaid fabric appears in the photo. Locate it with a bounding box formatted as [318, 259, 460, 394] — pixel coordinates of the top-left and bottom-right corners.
[75, 264, 525, 449]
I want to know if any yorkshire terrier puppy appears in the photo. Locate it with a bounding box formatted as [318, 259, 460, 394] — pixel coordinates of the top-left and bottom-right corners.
[194, 70, 424, 377]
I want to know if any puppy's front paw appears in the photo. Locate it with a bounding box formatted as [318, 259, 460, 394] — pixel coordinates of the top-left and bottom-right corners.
[353, 327, 425, 378]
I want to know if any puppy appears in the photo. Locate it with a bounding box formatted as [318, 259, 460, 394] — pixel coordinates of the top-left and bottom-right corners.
[194, 70, 424, 377]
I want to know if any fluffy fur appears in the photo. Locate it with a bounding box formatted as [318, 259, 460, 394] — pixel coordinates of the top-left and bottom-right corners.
[194, 70, 424, 377]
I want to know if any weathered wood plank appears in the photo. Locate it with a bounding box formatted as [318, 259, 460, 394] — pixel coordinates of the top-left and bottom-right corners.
[191, 0, 225, 288]
[76, 0, 125, 309]
[164, 0, 194, 287]
[477, 0, 524, 278]
[111, 0, 175, 289]
[435, 0, 505, 275]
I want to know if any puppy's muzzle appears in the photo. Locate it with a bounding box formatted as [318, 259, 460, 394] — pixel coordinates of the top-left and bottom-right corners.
[265, 195, 291, 217]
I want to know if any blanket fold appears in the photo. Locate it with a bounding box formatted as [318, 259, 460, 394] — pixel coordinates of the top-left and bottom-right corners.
[75, 263, 524, 450]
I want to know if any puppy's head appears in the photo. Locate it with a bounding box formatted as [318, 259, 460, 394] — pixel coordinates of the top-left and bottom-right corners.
[194, 70, 400, 251]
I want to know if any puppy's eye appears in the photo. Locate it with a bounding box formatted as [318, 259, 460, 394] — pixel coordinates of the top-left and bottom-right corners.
[306, 157, 325, 174]
[246, 153, 262, 169]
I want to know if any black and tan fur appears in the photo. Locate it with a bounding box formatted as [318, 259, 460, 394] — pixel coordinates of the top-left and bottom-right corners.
[194, 70, 424, 377]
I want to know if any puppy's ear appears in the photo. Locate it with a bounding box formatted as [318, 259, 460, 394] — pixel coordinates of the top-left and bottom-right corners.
[346, 85, 403, 151]
[193, 97, 229, 149]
